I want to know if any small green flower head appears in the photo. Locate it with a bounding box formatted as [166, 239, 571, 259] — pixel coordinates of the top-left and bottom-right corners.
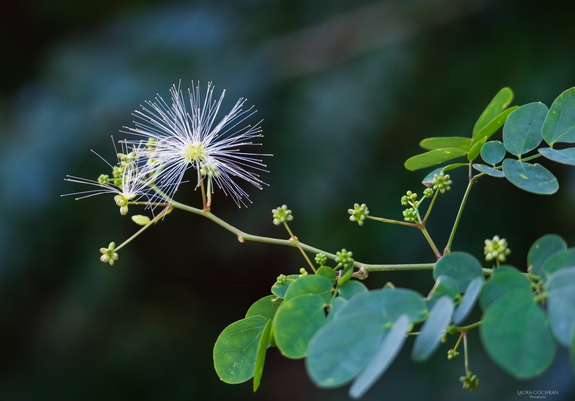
[432, 171, 452, 193]
[423, 188, 434, 198]
[315, 253, 328, 266]
[402, 207, 418, 223]
[335, 248, 354, 266]
[460, 371, 480, 392]
[99, 242, 119, 266]
[276, 274, 287, 285]
[400, 190, 418, 206]
[447, 349, 460, 360]
[98, 174, 110, 185]
[272, 205, 293, 226]
[348, 203, 369, 226]
[484, 235, 511, 262]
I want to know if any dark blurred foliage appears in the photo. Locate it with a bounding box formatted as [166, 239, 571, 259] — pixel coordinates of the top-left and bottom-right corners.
[1, 0, 575, 400]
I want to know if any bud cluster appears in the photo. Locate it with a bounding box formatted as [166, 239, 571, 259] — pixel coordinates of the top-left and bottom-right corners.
[100, 242, 119, 266]
[272, 205, 293, 226]
[460, 371, 480, 392]
[432, 171, 452, 193]
[315, 253, 328, 266]
[484, 235, 511, 262]
[348, 203, 369, 226]
[335, 248, 354, 266]
[402, 208, 419, 223]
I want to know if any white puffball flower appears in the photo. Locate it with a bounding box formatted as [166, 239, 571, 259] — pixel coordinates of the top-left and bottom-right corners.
[124, 81, 270, 207]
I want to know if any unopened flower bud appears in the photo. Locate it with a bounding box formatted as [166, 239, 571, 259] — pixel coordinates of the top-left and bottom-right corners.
[132, 215, 151, 226]
[315, 253, 328, 266]
[272, 205, 293, 226]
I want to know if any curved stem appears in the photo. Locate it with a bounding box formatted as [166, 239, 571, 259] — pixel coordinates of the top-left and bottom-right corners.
[169, 199, 436, 273]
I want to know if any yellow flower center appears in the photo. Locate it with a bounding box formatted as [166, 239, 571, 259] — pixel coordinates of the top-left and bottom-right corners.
[182, 142, 208, 163]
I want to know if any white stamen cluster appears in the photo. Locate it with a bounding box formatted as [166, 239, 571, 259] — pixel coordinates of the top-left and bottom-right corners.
[124, 82, 269, 207]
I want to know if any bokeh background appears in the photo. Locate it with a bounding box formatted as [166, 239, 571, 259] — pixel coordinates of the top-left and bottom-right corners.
[1, 0, 575, 400]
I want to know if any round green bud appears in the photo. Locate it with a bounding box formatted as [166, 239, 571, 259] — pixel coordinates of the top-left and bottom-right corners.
[98, 174, 110, 185]
[272, 205, 293, 226]
[424, 188, 434, 198]
[315, 253, 328, 266]
[120, 205, 129, 215]
[299, 268, 308, 276]
[132, 215, 151, 226]
[335, 248, 354, 266]
[432, 171, 452, 194]
[402, 208, 418, 223]
[348, 203, 369, 226]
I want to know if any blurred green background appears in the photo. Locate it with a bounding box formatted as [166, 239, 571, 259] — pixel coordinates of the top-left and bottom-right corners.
[1, 0, 575, 399]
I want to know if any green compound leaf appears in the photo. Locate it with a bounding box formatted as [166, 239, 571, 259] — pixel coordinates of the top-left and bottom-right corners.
[473, 164, 505, 178]
[481, 140, 506, 165]
[480, 291, 556, 379]
[306, 310, 387, 388]
[338, 280, 368, 300]
[213, 316, 269, 384]
[422, 163, 467, 186]
[348, 315, 410, 399]
[426, 275, 460, 309]
[452, 277, 483, 325]
[472, 106, 518, 147]
[467, 137, 486, 162]
[284, 274, 333, 304]
[433, 252, 484, 293]
[419, 137, 472, 151]
[542, 87, 575, 145]
[473, 87, 514, 138]
[412, 296, 454, 362]
[246, 295, 283, 320]
[540, 248, 575, 281]
[404, 148, 468, 171]
[502, 158, 559, 195]
[326, 297, 347, 323]
[273, 294, 326, 359]
[539, 147, 575, 166]
[503, 102, 547, 156]
[316, 266, 337, 283]
[527, 234, 567, 276]
[336, 288, 428, 324]
[545, 267, 575, 347]
[253, 319, 272, 392]
[271, 274, 300, 299]
[479, 265, 532, 311]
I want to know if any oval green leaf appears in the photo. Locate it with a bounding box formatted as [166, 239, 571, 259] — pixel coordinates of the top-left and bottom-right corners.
[503, 102, 547, 156]
[412, 296, 454, 362]
[284, 274, 333, 304]
[246, 295, 283, 320]
[326, 297, 347, 323]
[349, 315, 410, 399]
[502, 158, 559, 195]
[473, 164, 505, 177]
[316, 266, 337, 283]
[336, 288, 428, 324]
[338, 280, 368, 300]
[540, 248, 575, 280]
[542, 87, 575, 145]
[473, 88, 514, 137]
[419, 137, 472, 151]
[273, 294, 326, 359]
[306, 310, 387, 388]
[527, 234, 567, 276]
[433, 252, 484, 292]
[472, 106, 518, 147]
[546, 267, 575, 347]
[271, 274, 299, 299]
[405, 148, 468, 171]
[481, 140, 506, 165]
[426, 275, 460, 309]
[467, 137, 486, 162]
[452, 277, 483, 325]
[480, 291, 556, 379]
[479, 265, 532, 311]
[213, 316, 269, 384]
[539, 147, 575, 166]
[253, 319, 272, 392]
